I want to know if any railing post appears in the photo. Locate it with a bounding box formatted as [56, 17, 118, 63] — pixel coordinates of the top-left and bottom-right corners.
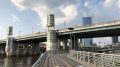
[88, 52, 90, 64]
[112, 55, 114, 67]
[76, 51, 78, 59]
[83, 51, 85, 61]
[101, 53, 104, 67]
[93, 53, 96, 66]
[112, 55, 115, 67]
[80, 51, 82, 60]
[77, 52, 80, 60]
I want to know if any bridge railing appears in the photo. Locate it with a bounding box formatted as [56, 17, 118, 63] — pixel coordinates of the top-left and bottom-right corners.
[0, 39, 6, 43]
[58, 20, 120, 33]
[70, 50, 120, 67]
[15, 32, 47, 39]
[32, 52, 47, 67]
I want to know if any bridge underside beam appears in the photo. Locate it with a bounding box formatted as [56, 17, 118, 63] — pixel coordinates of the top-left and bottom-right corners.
[58, 28, 120, 38]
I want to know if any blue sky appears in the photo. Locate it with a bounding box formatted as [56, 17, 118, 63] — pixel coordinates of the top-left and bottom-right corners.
[0, 0, 120, 46]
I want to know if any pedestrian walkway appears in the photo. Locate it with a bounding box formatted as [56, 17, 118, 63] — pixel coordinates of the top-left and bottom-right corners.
[44, 54, 82, 67]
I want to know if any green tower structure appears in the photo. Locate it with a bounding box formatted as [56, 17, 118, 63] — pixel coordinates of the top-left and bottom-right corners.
[5, 26, 15, 56]
[47, 14, 57, 54]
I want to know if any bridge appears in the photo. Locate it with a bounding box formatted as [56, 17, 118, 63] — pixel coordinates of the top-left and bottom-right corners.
[1, 19, 120, 43]
[0, 14, 120, 67]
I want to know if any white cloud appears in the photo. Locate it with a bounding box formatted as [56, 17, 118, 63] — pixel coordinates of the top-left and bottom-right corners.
[81, 0, 120, 22]
[61, 5, 77, 20]
[61, 5, 77, 17]
[0, 26, 3, 33]
[103, 0, 113, 7]
[11, 0, 79, 29]
[11, 0, 120, 28]
[12, 14, 20, 23]
[117, 0, 120, 9]
[11, 0, 26, 11]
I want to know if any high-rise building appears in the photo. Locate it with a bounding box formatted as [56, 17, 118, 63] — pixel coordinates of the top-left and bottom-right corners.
[82, 17, 92, 25]
[82, 17, 93, 47]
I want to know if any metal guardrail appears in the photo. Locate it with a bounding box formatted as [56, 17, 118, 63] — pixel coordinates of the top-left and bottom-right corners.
[0, 39, 6, 43]
[58, 20, 120, 33]
[15, 32, 47, 39]
[70, 50, 120, 67]
[32, 52, 47, 67]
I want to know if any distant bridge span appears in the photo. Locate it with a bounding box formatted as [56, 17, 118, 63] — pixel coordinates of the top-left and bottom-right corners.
[0, 20, 120, 44]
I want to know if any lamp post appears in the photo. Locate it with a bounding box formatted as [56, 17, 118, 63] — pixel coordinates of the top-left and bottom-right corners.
[64, 20, 66, 29]
[19, 31, 21, 36]
[32, 27, 34, 34]
[68, 27, 74, 50]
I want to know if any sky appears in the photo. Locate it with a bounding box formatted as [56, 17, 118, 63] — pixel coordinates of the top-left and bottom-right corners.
[0, 0, 120, 46]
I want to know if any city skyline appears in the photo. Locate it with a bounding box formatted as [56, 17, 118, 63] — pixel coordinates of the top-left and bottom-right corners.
[0, 0, 120, 45]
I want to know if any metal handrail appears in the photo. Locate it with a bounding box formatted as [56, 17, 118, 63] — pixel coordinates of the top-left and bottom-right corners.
[32, 52, 47, 67]
[70, 50, 120, 67]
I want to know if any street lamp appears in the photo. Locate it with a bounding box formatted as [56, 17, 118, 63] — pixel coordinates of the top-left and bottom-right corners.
[64, 20, 66, 29]
[32, 27, 34, 34]
[19, 31, 21, 36]
[68, 27, 74, 50]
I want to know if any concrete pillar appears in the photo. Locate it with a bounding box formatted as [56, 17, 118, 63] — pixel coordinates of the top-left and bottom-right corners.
[5, 26, 15, 56]
[46, 14, 58, 54]
[35, 43, 40, 54]
[4, 57, 14, 67]
[69, 36, 74, 50]
[61, 39, 67, 50]
[71, 36, 79, 50]
[57, 38, 69, 53]
[74, 38, 79, 50]
[112, 36, 118, 43]
[67, 39, 72, 50]
[57, 39, 61, 50]
[47, 30, 58, 54]
[29, 43, 40, 55]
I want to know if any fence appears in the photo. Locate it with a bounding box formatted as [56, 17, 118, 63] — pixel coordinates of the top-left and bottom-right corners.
[70, 50, 120, 67]
[32, 52, 47, 67]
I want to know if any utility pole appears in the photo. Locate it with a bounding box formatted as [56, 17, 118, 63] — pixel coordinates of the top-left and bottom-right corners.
[19, 31, 21, 36]
[32, 27, 34, 34]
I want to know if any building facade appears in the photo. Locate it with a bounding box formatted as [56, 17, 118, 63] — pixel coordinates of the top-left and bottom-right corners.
[82, 17, 93, 47]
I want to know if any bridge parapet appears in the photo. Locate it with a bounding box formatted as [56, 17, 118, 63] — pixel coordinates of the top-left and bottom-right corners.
[58, 20, 120, 33]
[0, 39, 6, 44]
[15, 32, 47, 39]
[69, 50, 120, 67]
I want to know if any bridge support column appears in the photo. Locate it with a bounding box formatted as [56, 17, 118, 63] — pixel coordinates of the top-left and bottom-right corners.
[5, 26, 15, 56]
[46, 14, 58, 54]
[60, 39, 67, 50]
[57, 39, 61, 50]
[74, 38, 79, 50]
[34, 43, 40, 54]
[72, 36, 79, 50]
[47, 30, 58, 54]
[58, 39, 68, 53]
